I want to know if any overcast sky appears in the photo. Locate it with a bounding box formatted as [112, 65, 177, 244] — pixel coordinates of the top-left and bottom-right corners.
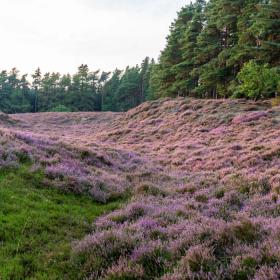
[0, 0, 187, 75]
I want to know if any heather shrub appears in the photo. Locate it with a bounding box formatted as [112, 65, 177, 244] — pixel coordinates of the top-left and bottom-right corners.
[233, 220, 261, 244]
[161, 272, 185, 280]
[0, 148, 19, 169]
[110, 203, 150, 224]
[224, 191, 244, 211]
[15, 150, 31, 163]
[271, 194, 278, 203]
[195, 194, 208, 203]
[177, 184, 196, 194]
[232, 111, 268, 124]
[179, 245, 216, 275]
[214, 188, 225, 199]
[236, 177, 271, 197]
[259, 241, 280, 266]
[74, 231, 138, 277]
[132, 218, 169, 241]
[131, 241, 171, 277]
[262, 149, 280, 161]
[212, 226, 236, 258]
[110, 213, 128, 224]
[168, 236, 195, 260]
[80, 150, 91, 159]
[149, 227, 168, 241]
[89, 186, 108, 203]
[253, 266, 280, 280]
[256, 179, 272, 195]
[229, 255, 259, 280]
[104, 259, 145, 280]
[135, 182, 166, 197]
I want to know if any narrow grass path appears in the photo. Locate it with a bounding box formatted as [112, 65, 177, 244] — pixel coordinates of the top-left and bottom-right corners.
[0, 166, 121, 280]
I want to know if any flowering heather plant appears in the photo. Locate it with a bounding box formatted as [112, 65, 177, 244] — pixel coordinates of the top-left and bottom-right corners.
[104, 258, 145, 280]
[0, 146, 19, 169]
[1, 98, 280, 278]
[0, 133, 28, 169]
[232, 111, 268, 124]
[0, 129, 158, 203]
[253, 266, 280, 280]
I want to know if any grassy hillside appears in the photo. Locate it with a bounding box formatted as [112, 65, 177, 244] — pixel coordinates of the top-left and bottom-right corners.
[0, 165, 120, 279]
[1, 98, 280, 279]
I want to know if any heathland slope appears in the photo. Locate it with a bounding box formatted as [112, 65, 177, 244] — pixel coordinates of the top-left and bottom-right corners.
[11, 98, 280, 183]
[2, 98, 280, 279]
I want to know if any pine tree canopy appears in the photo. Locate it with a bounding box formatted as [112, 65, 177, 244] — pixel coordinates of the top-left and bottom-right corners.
[151, 0, 280, 100]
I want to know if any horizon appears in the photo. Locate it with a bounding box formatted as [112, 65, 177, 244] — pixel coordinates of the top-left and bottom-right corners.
[0, 0, 187, 75]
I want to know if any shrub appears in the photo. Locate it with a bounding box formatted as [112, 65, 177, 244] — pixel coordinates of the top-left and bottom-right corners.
[271, 96, 280, 107]
[231, 256, 259, 280]
[73, 230, 139, 279]
[253, 266, 280, 280]
[49, 104, 71, 112]
[195, 194, 208, 203]
[104, 259, 145, 280]
[238, 178, 271, 197]
[135, 183, 166, 197]
[233, 220, 261, 244]
[131, 241, 171, 277]
[110, 203, 150, 224]
[232, 111, 268, 124]
[214, 188, 225, 199]
[180, 245, 216, 274]
[15, 151, 31, 163]
[235, 60, 279, 100]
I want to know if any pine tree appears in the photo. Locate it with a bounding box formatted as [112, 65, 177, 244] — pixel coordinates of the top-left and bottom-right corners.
[32, 68, 42, 112]
[102, 69, 122, 112]
[116, 66, 141, 111]
[177, 0, 206, 96]
[253, 0, 280, 65]
[151, 4, 196, 97]
[151, 0, 279, 100]
[194, 0, 224, 97]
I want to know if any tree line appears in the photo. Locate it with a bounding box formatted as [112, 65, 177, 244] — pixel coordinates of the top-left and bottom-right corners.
[0, 58, 155, 113]
[150, 0, 279, 100]
[1, 0, 279, 114]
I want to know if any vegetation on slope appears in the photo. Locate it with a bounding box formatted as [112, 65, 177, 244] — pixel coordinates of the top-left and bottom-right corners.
[68, 98, 280, 279]
[0, 165, 120, 280]
[3, 97, 280, 279]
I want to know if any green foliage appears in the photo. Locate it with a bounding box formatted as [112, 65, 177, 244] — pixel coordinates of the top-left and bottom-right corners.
[0, 58, 155, 114]
[102, 58, 155, 111]
[135, 183, 166, 197]
[49, 104, 70, 112]
[233, 220, 260, 244]
[151, 0, 280, 99]
[0, 165, 120, 279]
[0, 0, 279, 110]
[135, 246, 171, 278]
[235, 61, 279, 100]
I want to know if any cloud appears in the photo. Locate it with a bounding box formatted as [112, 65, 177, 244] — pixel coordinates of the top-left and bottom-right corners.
[0, 0, 187, 74]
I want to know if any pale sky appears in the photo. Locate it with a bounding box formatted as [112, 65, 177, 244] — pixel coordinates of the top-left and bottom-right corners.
[0, 0, 187, 75]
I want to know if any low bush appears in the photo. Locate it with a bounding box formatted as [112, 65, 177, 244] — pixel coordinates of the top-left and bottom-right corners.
[135, 182, 166, 197]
